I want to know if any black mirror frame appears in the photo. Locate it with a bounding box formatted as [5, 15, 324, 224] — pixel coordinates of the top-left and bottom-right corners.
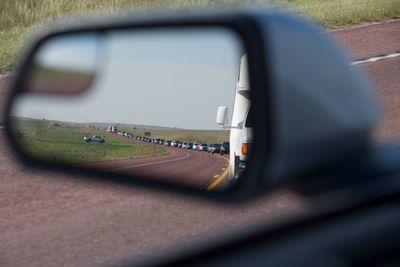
[4, 11, 272, 202]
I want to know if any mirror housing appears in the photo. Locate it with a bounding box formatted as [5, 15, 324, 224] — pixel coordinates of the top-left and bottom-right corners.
[216, 106, 229, 128]
[4, 10, 380, 201]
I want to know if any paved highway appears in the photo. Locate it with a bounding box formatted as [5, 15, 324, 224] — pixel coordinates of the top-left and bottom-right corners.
[0, 19, 399, 267]
[86, 134, 231, 190]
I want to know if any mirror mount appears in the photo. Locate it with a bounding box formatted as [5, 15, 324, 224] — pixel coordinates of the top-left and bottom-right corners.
[219, 121, 243, 130]
[220, 125, 242, 130]
[216, 106, 244, 129]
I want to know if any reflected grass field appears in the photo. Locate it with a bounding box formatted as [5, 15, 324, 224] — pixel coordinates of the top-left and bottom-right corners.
[13, 117, 167, 165]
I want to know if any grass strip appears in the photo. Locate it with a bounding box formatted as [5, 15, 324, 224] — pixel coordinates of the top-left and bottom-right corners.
[13, 117, 167, 165]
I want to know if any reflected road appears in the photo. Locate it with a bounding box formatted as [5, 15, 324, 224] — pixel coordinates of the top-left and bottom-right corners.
[85, 133, 231, 190]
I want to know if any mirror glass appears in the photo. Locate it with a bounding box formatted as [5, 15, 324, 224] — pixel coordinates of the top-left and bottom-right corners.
[10, 27, 252, 191]
[26, 33, 99, 94]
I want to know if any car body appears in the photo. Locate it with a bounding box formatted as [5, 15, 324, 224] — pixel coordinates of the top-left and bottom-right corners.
[124, 132, 133, 138]
[192, 143, 199, 150]
[207, 144, 213, 153]
[171, 140, 180, 147]
[83, 135, 105, 143]
[198, 144, 208, 151]
[209, 143, 221, 153]
[220, 142, 229, 155]
[4, 9, 394, 267]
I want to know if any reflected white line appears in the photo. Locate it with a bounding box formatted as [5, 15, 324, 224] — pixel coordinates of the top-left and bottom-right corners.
[107, 152, 190, 171]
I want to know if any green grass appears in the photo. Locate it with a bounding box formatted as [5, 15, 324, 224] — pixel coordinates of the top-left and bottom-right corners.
[1, 0, 400, 73]
[12, 117, 167, 165]
[276, 0, 400, 28]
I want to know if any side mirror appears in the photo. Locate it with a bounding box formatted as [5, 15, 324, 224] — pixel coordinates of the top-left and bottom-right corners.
[4, 10, 380, 201]
[216, 106, 229, 128]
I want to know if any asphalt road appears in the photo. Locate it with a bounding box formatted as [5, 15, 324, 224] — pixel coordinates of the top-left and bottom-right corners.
[0, 19, 399, 267]
[86, 135, 231, 190]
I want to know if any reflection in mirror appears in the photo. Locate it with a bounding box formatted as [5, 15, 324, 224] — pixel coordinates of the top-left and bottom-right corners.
[26, 33, 99, 94]
[11, 28, 252, 191]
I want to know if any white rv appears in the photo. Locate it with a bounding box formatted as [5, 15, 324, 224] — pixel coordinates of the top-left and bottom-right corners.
[216, 55, 252, 181]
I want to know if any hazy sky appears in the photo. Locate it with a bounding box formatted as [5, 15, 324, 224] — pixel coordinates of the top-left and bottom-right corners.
[37, 33, 99, 72]
[13, 27, 243, 130]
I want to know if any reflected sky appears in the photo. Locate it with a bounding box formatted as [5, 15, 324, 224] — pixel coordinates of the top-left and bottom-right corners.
[14, 27, 243, 130]
[36, 33, 99, 71]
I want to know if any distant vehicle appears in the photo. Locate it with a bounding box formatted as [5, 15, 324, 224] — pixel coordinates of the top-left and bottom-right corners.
[192, 143, 199, 150]
[124, 132, 133, 138]
[220, 142, 230, 155]
[83, 135, 105, 143]
[211, 144, 221, 154]
[171, 141, 178, 147]
[187, 143, 193, 149]
[107, 125, 118, 133]
[166, 140, 172, 146]
[207, 144, 213, 153]
[198, 144, 208, 151]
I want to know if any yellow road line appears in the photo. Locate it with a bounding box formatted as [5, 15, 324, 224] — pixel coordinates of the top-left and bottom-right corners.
[213, 174, 219, 178]
[207, 159, 230, 191]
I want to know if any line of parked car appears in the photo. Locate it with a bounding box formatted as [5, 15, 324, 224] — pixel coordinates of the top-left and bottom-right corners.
[84, 126, 230, 155]
[135, 136, 230, 155]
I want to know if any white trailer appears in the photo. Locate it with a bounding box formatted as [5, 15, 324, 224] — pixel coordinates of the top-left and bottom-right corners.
[216, 55, 252, 181]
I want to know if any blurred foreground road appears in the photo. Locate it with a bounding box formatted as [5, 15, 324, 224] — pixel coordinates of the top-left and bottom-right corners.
[0, 19, 399, 267]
